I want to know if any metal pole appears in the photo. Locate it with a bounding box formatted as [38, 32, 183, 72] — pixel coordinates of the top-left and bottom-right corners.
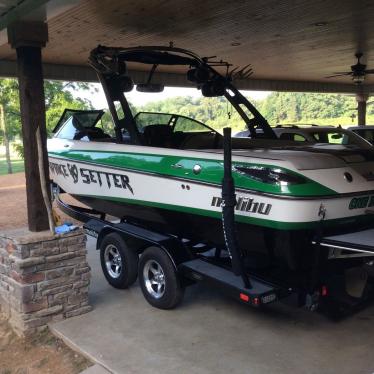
[221, 127, 251, 289]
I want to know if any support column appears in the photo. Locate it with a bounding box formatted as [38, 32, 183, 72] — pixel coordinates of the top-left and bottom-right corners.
[8, 22, 49, 232]
[356, 93, 369, 126]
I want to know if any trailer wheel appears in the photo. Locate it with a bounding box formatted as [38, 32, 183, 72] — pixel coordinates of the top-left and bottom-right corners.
[100, 232, 138, 289]
[139, 246, 184, 309]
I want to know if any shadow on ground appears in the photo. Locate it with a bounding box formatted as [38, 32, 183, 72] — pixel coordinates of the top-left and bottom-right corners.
[51, 236, 374, 374]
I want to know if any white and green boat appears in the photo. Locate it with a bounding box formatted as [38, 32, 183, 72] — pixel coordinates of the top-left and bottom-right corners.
[48, 46, 374, 285]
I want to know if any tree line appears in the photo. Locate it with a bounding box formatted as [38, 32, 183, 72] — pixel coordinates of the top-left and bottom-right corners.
[137, 92, 361, 130]
[0, 79, 367, 174]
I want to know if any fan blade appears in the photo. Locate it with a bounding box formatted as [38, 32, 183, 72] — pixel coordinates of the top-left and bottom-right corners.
[325, 72, 352, 78]
[364, 69, 374, 74]
[229, 66, 239, 76]
[332, 71, 352, 74]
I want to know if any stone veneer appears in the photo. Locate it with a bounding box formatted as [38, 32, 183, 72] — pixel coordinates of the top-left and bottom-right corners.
[0, 227, 91, 336]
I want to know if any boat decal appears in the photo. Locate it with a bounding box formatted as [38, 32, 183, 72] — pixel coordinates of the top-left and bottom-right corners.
[48, 151, 338, 198]
[349, 195, 374, 210]
[49, 160, 134, 195]
[49, 156, 373, 230]
[211, 196, 272, 215]
[49, 154, 374, 205]
[78, 194, 373, 231]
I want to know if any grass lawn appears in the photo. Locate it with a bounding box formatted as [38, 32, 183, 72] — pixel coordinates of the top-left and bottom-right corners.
[0, 157, 24, 175]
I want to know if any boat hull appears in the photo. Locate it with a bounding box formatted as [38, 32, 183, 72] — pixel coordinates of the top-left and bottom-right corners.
[49, 153, 374, 270]
[49, 154, 373, 230]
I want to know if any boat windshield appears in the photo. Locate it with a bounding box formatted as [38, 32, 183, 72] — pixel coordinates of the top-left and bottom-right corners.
[52, 109, 104, 134]
[351, 128, 374, 145]
[134, 112, 217, 133]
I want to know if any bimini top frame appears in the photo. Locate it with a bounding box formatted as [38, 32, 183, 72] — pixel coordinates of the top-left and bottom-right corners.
[88, 45, 277, 144]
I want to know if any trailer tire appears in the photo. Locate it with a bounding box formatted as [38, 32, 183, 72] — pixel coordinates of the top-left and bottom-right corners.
[100, 232, 138, 289]
[139, 246, 184, 309]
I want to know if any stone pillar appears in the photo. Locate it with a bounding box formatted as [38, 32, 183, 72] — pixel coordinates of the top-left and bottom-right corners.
[7, 21, 50, 231]
[0, 228, 91, 337]
[356, 93, 369, 126]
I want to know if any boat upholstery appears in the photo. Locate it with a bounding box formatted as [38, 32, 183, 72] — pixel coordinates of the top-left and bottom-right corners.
[74, 127, 111, 141]
[143, 124, 174, 147]
[179, 132, 218, 149]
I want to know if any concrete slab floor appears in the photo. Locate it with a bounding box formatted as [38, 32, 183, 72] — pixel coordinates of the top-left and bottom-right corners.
[80, 364, 112, 374]
[51, 236, 374, 374]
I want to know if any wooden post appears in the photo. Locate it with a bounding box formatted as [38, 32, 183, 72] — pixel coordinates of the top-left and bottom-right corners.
[8, 22, 49, 231]
[356, 93, 369, 126]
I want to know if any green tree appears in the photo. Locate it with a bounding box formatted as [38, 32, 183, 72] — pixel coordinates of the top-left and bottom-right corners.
[0, 79, 21, 173]
[44, 80, 93, 135]
[0, 79, 94, 172]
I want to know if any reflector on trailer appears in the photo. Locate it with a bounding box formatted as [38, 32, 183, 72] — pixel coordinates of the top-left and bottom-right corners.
[253, 297, 260, 306]
[322, 285, 328, 297]
[239, 293, 249, 302]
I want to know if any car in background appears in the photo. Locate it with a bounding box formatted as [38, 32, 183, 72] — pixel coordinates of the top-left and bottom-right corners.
[348, 126, 374, 145]
[235, 125, 373, 149]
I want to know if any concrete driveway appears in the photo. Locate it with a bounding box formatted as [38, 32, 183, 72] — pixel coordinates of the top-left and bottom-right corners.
[51, 236, 374, 374]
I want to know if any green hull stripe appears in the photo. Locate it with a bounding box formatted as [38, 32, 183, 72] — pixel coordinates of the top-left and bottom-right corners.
[80, 194, 369, 231]
[49, 149, 337, 197]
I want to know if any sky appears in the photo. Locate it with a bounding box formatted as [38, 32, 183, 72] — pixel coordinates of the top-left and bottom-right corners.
[74, 83, 271, 109]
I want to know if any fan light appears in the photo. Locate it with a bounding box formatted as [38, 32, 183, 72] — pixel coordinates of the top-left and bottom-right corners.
[353, 74, 365, 84]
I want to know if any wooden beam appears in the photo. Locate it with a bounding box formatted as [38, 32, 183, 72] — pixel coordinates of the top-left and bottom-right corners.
[16, 46, 50, 231]
[0, 0, 50, 31]
[356, 94, 369, 126]
[0, 59, 373, 94]
[8, 20, 50, 232]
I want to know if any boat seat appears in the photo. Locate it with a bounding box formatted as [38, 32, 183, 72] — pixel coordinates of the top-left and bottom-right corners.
[74, 127, 111, 141]
[179, 132, 217, 149]
[143, 124, 174, 147]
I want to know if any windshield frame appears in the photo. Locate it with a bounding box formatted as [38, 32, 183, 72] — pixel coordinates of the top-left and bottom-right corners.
[52, 109, 104, 134]
[134, 111, 218, 134]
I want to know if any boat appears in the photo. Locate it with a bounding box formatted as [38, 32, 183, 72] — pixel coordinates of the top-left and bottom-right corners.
[48, 45, 374, 279]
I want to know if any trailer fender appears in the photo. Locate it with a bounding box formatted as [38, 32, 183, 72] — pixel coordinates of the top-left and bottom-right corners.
[94, 226, 192, 269]
[95, 226, 144, 254]
[141, 244, 195, 288]
[96, 226, 118, 250]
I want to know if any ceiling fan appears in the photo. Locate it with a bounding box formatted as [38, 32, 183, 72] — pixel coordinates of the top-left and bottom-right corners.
[326, 53, 374, 84]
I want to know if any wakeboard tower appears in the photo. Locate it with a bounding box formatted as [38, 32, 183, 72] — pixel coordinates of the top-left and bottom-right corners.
[48, 45, 374, 315]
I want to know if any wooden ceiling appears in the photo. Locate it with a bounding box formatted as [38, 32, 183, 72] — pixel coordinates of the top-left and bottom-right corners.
[0, 0, 374, 86]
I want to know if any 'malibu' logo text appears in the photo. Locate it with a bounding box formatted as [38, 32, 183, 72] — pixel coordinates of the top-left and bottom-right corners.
[211, 195, 272, 215]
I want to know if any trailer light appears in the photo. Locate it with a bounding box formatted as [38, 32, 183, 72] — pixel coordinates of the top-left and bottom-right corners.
[239, 293, 250, 302]
[253, 297, 260, 306]
[234, 166, 306, 186]
[321, 285, 328, 297]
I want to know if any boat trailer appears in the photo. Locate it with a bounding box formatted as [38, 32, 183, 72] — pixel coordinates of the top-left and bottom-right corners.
[56, 129, 374, 315]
